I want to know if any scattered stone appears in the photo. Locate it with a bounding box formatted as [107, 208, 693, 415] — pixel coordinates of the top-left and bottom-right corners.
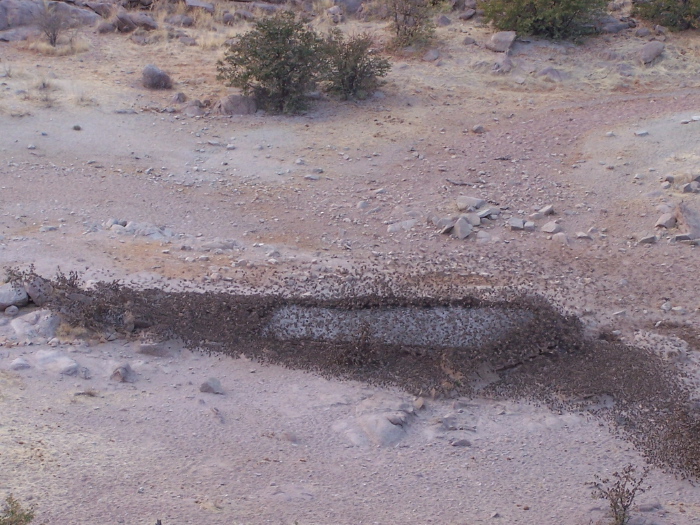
[524, 221, 535, 231]
[476, 231, 491, 243]
[477, 207, 499, 219]
[537, 66, 563, 83]
[452, 217, 473, 239]
[142, 65, 172, 90]
[655, 213, 676, 229]
[9, 357, 30, 371]
[11, 309, 60, 341]
[462, 35, 476, 44]
[387, 219, 417, 233]
[165, 14, 194, 27]
[36, 350, 78, 376]
[171, 92, 187, 104]
[472, 124, 485, 134]
[459, 9, 475, 20]
[4, 305, 19, 316]
[214, 94, 257, 115]
[539, 204, 554, 215]
[542, 221, 561, 234]
[185, 0, 214, 13]
[575, 231, 592, 240]
[436, 14, 451, 26]
[635, 130, 649, 137]
[451, 438, 471, 447]
[463, 213, 481, 226]
[640, 41, 664, 64]
[130, 12, 157, 30]
[485, 31, 516, 53]
[457, 195, 485, 211]
[0, 283, 28, 309]
[637, 233, 657, 244]
[200, 377, 224, 394]
[111, 363, 135, 382]
[635, 27, 650, 37]
[552, 232, 569, 245]
[422, 49, 440, 62]
[509, 218, 525, 230]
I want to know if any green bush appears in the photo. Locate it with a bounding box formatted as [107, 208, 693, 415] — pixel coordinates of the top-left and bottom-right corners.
[634, 0, 700, 29]
[0, 495, 34, 525]
[482, 0, 605, 39]
[322, 30, 391, 100]
[386, 0, 435, 48]
[217, 12, 324, 114]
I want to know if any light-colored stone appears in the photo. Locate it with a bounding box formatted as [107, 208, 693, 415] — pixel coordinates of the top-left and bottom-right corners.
[542, 221, 561, 234]
[485, 31, 516, 53]
[214, 94, 257, 115]
[655, 213, 676, 229]
[456, 195, 485, 211]
[509, 218, 525, 230]
[0, 283, 28, 309]
[111, 363, 135, 382]
[9, 357, 30, 370]
[11, 309, 60, 341]
[387, 219, 417, 233]
[36, 350, 78, 376]
[552, 232, 569, 245]
[200, 377, 224, 394]
[640, 41, 664, 64]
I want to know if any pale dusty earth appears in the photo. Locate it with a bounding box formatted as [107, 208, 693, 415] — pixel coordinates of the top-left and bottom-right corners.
[1, 11, 700, 525]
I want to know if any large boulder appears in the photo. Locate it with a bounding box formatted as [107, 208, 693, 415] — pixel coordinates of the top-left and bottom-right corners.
[0, 0, 41, 31]
[11, 309, 60, 342]
[47, 1, 100, 26]
[0, 282, 28, 309]
[214, 94, 257, 115]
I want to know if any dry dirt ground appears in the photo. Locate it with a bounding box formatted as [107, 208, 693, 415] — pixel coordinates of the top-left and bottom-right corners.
[1, 10, 700, 525]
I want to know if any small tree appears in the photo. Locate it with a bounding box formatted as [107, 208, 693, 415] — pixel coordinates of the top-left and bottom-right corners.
[591, 464, 650, 525]
[634, 0, 700, 30]
[0, 495, 34, 525]
[482, 0, 605, 39]
[37, 2, 69, 47]
[386, 0, 435, 48]
[217, 12, 324, 114]
[322, 30, 391, 100]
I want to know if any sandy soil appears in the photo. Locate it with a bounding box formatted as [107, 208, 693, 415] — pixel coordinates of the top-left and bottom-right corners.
[1, 9, 700, 525]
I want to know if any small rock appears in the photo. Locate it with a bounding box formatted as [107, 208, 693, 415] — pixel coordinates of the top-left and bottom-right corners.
[214, 94, 257, 115]
[637, 233, 657, 244]
[552, 232, 568, 245]
[462, 35, 476, 44]
[457, 195, 485, 211]
[635, 27, 651, 37]
[459, 9, 475, 20]
[523, 221, 535, 231]
[111, 363, 135, 382]
[539, 204, 554, 215]
[537, 66, 563, 83]
[655, 213, 676, 229]
[0, 283, 29, 309]
[200, 377, 224, 394]
[472, 124, 485, 134]
[142, 65, 172, 90]
[436, 14, 451, 26]
[451, 438, 471, 447]
[10, 357, 31, 371]
[387, 219, 417, 233]
[640, 41, 664, 64]
[422, 49, 440, 62]
[36, 350, 78, 376]
[4, 305, 19, 316]
[452, 217, 473, 239]
[635, 130, 649, 137]
[541, 221, 561, 234]
[509, 218, 525, 230]
[575, 231, 592, 240]
[485, 31, 516, 53]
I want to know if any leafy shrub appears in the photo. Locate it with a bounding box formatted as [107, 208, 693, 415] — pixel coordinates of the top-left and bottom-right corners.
[321, 30, 391, 100]
[591, 464, 650, 525]
[385, 0, 435, 48]
[217, 12, 324, 114]
[634, 0, 700, 30]
[0, 495, 34, 525]
[482, 0, 605, 39]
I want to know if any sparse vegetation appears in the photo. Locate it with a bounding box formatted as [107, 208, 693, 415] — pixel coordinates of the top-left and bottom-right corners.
[385, 0, 435, 48]
[37, 1, 69, 47]
[0, 495, 35, 525]
[634, 0, 700, 30]
[217, 12, 324, 113]
[482, 0, 605, 39]
[591, 464, 650, 525]
[321, 30, 391, 100]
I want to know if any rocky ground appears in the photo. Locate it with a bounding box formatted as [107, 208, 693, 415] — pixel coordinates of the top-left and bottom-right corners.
[1, 1, 700, 524]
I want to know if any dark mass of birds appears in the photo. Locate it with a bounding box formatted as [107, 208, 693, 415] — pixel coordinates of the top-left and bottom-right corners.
[14, 266, 700, 480]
